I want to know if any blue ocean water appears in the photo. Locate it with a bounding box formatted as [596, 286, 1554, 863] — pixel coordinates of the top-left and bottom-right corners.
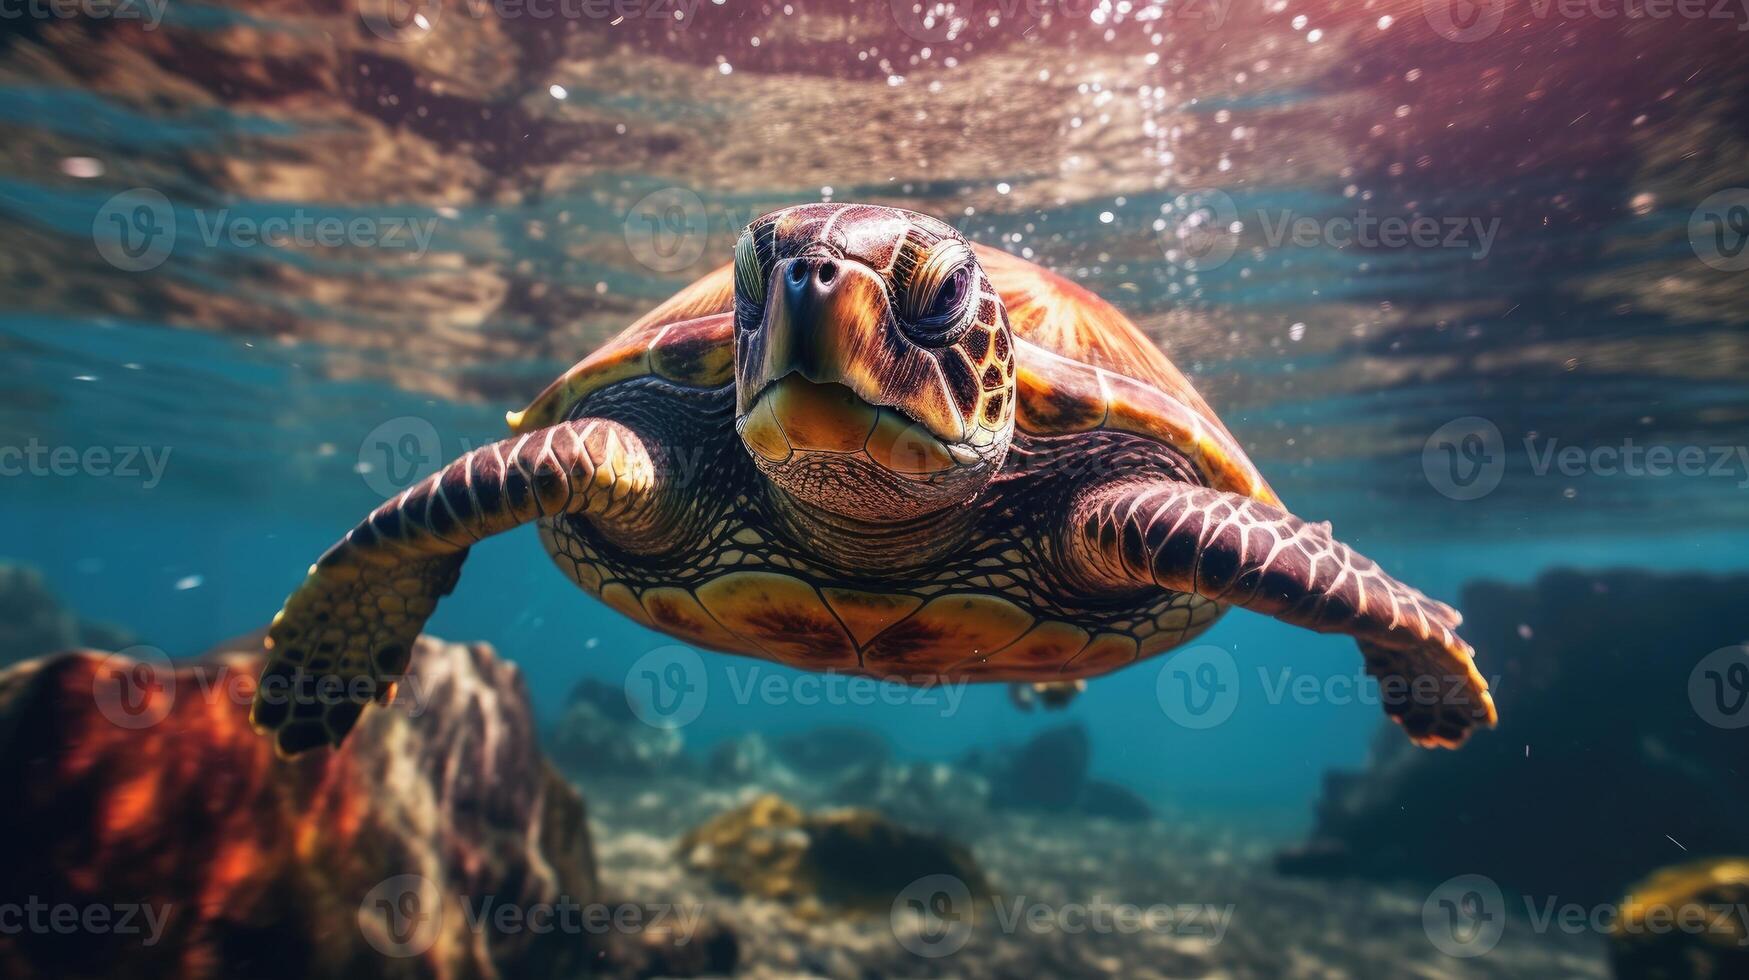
[2, 6, 1749, 974]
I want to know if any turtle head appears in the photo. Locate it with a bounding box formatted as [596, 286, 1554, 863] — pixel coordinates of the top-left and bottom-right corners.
[732, 204, 1016, 522]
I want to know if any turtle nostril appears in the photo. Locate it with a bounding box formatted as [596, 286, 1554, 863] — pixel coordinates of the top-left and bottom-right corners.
[787, 262, 807, 286]
[815, 260, 837, 286]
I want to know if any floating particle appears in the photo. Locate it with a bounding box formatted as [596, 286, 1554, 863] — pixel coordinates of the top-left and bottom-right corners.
[175, 575, 204, 591]
[60, 157, 104, 178]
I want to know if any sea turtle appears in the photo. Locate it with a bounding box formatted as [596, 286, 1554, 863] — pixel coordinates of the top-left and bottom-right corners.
[250, 203, 1497, 756]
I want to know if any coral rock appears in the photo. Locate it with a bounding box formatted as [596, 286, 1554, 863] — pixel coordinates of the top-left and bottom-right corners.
[1611, 859, 1749, 980]
[0, 637, 601, 980]
[678, 794, 987, 916]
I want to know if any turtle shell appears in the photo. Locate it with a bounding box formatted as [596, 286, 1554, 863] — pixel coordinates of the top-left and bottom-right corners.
[509, 247, 1274, 505]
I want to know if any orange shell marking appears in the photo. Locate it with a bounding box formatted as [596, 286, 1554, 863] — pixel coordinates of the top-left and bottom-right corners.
[695, 571, 859, 669]
[1014, 340, 1279, 506]
[862, 593, 1034, 673]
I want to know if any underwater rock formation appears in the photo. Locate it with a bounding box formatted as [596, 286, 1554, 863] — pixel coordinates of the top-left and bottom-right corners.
[986, 724, 1091, 812]
[549, 676, 687, 777]
[771, 726, 892, 775]
[0, 636, 604, 980]
[1079, 780, 1155, 823]
[678, 794, 987, 917]
[1278, 569, 1749, 907]
[0, 562, 134, 667]
[834, 758, 994, 831]
[1609, 858, 1749, 980]
[973, 723, 1153, 821]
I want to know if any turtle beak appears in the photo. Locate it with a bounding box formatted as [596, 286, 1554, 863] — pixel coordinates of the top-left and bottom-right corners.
[736, 256, 966, 446]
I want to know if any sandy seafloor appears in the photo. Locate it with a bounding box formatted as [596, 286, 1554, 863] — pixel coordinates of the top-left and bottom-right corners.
[576, 772, 1610, 980]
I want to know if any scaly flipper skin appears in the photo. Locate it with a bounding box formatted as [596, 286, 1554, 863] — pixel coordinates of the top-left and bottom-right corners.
[250, 419, 659, 756]
[1065, 480, 1497, 747]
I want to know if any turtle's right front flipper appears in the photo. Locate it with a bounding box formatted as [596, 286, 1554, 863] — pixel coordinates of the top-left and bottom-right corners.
[250, 419, 660, 756]
[1064, 480, 1497, 747]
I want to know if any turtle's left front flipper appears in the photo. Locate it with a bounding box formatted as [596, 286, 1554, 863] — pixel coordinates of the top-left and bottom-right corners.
[1064, 480, 1497, 747]
[251, 419, 659, 756]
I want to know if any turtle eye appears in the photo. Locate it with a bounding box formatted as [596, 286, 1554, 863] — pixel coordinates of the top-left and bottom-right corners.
[900, 241, 976, 347]
[733, 230, 765, 326]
